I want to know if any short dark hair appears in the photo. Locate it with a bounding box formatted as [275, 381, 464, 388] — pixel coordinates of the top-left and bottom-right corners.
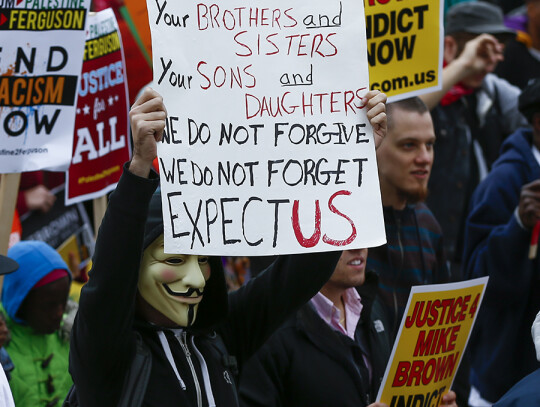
[518, 79, 540, 124]
[387, 97, 429, 129]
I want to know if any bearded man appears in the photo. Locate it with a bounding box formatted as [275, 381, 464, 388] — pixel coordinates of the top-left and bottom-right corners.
[368, 97, 450, 341]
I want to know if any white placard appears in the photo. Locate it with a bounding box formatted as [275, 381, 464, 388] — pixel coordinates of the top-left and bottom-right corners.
[147, 0, 385, 255]
[0, 0, 91, 173]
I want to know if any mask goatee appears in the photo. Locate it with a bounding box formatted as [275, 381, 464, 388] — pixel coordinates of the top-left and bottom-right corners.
[187, 304, 195, 327]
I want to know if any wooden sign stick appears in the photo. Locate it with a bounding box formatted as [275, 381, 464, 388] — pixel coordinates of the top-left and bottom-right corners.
[0, 173, 22, 299]
[93, 195, 108, 238]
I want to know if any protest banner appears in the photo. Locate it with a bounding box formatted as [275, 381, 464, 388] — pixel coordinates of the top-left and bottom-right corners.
[65, 8, 131, 206]
[365, 0, 443, 101]
[21, 185, 95, 277]
[377, 277, 488, 406]
[146, 0, 386, 256]
[0, 0, 91, 173]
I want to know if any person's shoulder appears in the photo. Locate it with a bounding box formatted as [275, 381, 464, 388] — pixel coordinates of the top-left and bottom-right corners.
[255, 313, 300, 354]
[413, 202, 438, 221]
[483, 73, 521, 98]
[480, 131, 536, 189]
[494, 368, 540, 407]
[503, 38, 530, 57]
[484, 75, 528, 127]
[412, 203, 443, 234]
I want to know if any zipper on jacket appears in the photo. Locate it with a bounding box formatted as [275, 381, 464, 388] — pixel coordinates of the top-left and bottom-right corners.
[177, 331, 203, 407]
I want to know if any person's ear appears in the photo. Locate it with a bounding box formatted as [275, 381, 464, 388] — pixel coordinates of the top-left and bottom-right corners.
[444, 35, 458, 63]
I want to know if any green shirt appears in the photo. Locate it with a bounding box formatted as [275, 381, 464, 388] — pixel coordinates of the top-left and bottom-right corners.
[4, 312, 71, 407]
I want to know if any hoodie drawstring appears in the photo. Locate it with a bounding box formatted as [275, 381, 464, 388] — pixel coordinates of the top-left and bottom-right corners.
[190, 336, 216, 407]
[158, 330, 217, 407]
[157, 331, 186, 390]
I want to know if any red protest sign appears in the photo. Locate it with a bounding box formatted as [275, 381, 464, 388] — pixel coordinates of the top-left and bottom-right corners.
[66, 8, 131, 205]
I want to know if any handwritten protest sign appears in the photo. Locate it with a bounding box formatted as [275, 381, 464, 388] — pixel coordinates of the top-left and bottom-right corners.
[377, 277, 488, 406]
[146, 0, 385, 256]
[65, 8, 130, 205]
[365, 0, 443, 101]
[0, 0, 90, 173]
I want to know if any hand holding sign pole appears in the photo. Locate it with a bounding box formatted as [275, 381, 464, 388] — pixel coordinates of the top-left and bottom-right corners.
[128, 87, 167, 178]
[529, 220, 540, 259]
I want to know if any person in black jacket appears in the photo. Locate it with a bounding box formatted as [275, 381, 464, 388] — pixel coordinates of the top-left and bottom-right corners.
[462, 78, 540, 405]
[67, 87, 388, 407]
[238, 248, 457, 407]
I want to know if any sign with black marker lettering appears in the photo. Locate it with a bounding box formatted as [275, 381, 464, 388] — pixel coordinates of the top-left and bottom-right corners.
[366, 0, 443, 101]
[0, 0, 91, 173]
[146, 0, 385, 255]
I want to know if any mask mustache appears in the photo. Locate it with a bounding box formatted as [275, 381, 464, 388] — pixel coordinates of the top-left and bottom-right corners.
[162, 285, 203, 297]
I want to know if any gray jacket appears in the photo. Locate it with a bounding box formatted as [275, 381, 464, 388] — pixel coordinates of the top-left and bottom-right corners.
[426, 73, 527, 271]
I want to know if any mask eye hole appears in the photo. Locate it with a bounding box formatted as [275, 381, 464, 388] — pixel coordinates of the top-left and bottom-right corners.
[198, 257, 209, 265]
[164, 257, 184, 265]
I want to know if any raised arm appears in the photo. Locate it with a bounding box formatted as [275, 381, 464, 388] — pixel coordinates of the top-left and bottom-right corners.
[129, 87, 167, 177]
[69, 88, 165, 405]
[365, 89, 387, 149]
[463, 166, 533, 297]
[419, 34, 504, 110]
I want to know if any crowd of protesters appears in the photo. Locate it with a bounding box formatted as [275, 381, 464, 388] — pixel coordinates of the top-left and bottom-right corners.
[1, 0, 540, 406]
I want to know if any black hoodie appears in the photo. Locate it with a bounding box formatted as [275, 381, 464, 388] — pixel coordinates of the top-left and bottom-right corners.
[69, 163, 340, 407]
[239, 270, 392, 407]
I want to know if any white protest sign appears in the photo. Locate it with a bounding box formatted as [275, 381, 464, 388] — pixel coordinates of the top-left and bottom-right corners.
[147, 0, 386, 255]
[0, 0, 90, 173]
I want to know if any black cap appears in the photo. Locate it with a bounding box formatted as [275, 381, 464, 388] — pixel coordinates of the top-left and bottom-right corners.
[519, 78, 540, 123]
[143, 187, 164, 249]
[0, 255, 19, 275]
[445, 2, 515, 38]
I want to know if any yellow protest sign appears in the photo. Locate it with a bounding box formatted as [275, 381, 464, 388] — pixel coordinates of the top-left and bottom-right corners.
[365, 0, 443, 101]
[377, 277, 488, 406]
